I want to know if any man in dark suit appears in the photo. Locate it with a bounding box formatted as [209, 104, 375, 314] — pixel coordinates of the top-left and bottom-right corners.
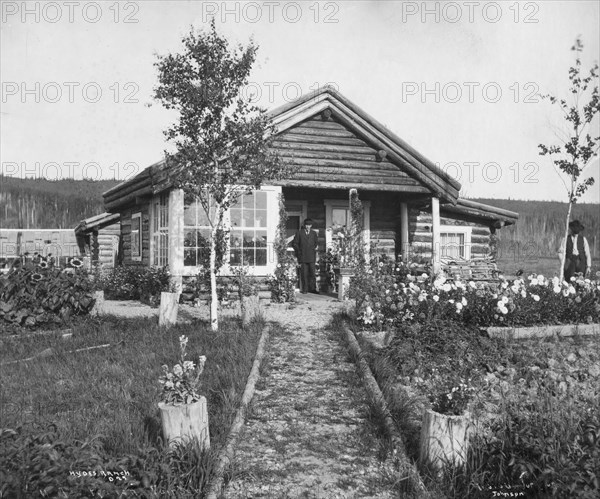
[292, 218, 319, 294]
[562, 219, 591, 281]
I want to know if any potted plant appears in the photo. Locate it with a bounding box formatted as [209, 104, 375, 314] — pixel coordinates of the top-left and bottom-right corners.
[419, 377, 474, 472]
[158, 335, 210, 450]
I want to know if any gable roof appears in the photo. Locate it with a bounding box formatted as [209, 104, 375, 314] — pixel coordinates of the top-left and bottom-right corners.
[267, 86, 461, 202]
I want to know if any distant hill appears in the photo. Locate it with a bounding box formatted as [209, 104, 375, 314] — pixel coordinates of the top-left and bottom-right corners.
[0, 176, 119, 229]
[471, 198, 599, 259]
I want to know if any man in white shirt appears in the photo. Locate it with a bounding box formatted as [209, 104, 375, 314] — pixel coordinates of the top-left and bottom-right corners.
[560, 220, 591, 281]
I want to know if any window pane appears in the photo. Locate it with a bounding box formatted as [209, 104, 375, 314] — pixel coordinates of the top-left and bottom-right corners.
[184, 203, 197, 226]
[184, 229, 196, 247]
[332, 207, 348, 227]
[255, 209, 267, 228]
[242, 210, 254, 228]
[256, 249, 267, 266]
[255, 231, 267, 248]
[198, 229, 211, 248]
[255, 191, 267, 210]
[230, 248, 242, 266]
[230, 230, 243, 249]
[243, 248, 255, 266]
[242, 193, 254, 209]
[230, 208, 242, 228]
[243, 230, 256, 249]
[184, 248, 197, 266]
[197, 206, 210, 227]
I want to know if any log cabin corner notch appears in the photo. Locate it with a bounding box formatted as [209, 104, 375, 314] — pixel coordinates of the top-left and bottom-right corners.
[102, 86, 518, 288]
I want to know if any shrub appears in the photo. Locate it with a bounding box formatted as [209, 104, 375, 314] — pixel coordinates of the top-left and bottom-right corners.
[98, 266, 172, 305]
[0, 258, 94, 327]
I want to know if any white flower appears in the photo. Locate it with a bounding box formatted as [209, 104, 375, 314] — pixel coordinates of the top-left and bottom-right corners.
[553, 286, 561, 294]
[500, 306, 508, 315]
[461, 296, 468, 306]
[532, 294, 540, 302]
[173, 364, 183, 376]
[562, 289, 569, 297]
[448, 299, 455, 304]
[497, 300, 504, 308]
[501, 296, 509, 304]
[520, 290, 527, 298]
[468, 281, 477, 289]
[575, 296, 582, 303]
[433, 295, 439, 302]
[442, 283, 452, 292]
[456, 302, 463, 311]
[183, 360, 195, 371]
[568, 285, 576, 295]
[530, 278, 539, 286]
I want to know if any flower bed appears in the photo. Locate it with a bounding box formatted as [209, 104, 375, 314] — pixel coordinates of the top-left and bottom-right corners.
[357, 319, 600, 497]
[349, 255, 600, 329]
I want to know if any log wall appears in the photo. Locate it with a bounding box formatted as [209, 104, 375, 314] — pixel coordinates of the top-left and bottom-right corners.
[272, 115, 425, 192]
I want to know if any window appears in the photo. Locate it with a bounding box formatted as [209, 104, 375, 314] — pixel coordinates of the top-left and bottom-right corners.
[324, 199, 371, 251]
[131, 212, 142, 261]
[440, 225, 472, 260]
[183, 198, 213, 267]
[230, 191, 268, 266]
[151, 193, 169, 267]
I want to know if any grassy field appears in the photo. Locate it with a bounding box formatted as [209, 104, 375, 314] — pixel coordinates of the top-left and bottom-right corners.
[497, 255, 599, 279]
[0, 315, 267, 496]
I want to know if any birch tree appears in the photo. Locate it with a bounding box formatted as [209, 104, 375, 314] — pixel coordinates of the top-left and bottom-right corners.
[154, 20, 284, 331]
[538, 37, 599, 278]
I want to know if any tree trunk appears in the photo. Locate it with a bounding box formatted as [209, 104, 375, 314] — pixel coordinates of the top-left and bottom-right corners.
[558, 201, 573, 280]
[210, 225, 219, 332]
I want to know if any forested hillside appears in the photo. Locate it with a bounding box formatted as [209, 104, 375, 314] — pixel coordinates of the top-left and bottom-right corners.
[0, 176, 119, 229]
[472, 198, 599, 259]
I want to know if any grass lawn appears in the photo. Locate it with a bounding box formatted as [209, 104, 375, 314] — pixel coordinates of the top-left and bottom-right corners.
[0, 314, 268, 497]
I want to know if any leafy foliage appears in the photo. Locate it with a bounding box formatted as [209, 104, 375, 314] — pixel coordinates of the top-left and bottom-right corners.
[97, 265, 172, 305]
[159, 335, 207, 405]
[0, 258, 94, 327]
[154, 19, 287, 330]
[267, 193, 297, 303]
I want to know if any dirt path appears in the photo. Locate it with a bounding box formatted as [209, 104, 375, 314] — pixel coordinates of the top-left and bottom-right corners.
[223, 295, 398, 498]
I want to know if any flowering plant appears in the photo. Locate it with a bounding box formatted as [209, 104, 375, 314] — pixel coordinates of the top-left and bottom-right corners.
[159, 335, 207, 405]
[429, 377, 475, 416]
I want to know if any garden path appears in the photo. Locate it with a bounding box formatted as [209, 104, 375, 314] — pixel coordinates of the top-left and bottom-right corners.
[223, 294, 399, 499]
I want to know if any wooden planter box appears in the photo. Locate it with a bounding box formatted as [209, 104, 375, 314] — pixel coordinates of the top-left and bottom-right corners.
[419, 409, 471, 472]
[486, 323, 600, 340]
[158, 398, 210, 450]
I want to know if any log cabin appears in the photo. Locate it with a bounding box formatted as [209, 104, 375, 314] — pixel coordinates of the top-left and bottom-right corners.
[102, 86, 518, 295]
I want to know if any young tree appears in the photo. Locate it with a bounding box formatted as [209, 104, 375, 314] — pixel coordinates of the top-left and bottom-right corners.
[154, 20, 285, 331]
[538, 37, 599, 279]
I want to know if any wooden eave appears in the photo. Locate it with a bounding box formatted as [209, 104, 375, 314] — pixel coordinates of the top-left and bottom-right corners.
[74, 212, 120, 235]
[441, 199, 519, 227]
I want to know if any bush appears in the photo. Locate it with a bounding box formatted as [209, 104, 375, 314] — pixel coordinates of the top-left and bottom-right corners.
[0, 258, 94, 327]
[98, 266, 172, 305]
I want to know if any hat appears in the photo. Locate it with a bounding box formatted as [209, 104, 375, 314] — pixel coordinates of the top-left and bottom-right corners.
[569, 220, 584, 231]
[303, 218, 314, 225]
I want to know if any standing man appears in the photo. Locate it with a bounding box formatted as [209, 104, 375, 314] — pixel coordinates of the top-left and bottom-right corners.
[561, 220, 591, 281]
[293, 218, 319, 294]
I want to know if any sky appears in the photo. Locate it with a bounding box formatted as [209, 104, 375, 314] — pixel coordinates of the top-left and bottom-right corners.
[1, 0, 599, 203]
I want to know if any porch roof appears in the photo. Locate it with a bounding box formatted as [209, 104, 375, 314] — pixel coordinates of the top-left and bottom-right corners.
[441, 198, 519, 226]
[74, 212, 120, 235]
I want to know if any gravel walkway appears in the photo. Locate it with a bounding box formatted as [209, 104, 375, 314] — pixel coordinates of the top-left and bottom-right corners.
[223, 294, 399, 499]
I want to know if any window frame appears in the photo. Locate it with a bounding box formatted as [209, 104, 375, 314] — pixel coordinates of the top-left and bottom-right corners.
[324, 198, 371, 254]
[130, 212, 142, 262]
[150, 193, 169, 268]
[439, 224, 472, 260]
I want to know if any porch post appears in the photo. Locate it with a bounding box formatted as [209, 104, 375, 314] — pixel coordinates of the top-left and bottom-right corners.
[400, 202, 409, 261]
[168, 189, 184, 294]
[431, 197, 441, 275]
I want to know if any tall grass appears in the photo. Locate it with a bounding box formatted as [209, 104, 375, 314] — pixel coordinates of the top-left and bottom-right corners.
[0, 315, 266, 496]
